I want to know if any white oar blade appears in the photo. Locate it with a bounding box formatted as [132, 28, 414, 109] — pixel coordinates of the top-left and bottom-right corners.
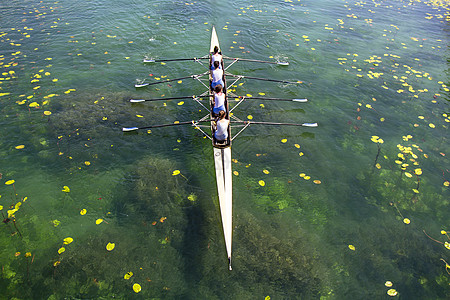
[143, 58, 155, 63]
[122, 127, 139, 132]
[278, 61, 289, 66]
[135, 83, 149, 88]
[130, 99, 145, 103]
[293, 98, 307, 102]
[303, 123, 318, 127]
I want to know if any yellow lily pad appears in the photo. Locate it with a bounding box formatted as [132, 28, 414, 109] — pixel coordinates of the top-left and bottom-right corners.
[387, 289, 398, 296]
[106, 242, 115, 251]
[133, 283, 141, 293]
[63, 237, 73, 244]
[124, 271, 133, 280]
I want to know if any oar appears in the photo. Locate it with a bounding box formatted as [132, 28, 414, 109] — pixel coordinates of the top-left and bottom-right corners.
[122, 119, 213, 132]
[223, 56, 289, 66]
[135, 71, 209, 88]
[135, 75, 196, 88]
[143, 57, 209, 63]
[130, 95, 211, 103]
[231, 121, 318, 127]
[232, 96, 307, 102]
[226, 74, 302, 84]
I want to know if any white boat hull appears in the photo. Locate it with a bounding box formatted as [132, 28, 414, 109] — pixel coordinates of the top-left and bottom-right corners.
[213, 147, 233, 270]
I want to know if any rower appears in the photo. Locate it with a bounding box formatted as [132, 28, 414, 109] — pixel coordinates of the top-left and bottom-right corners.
[211, 61, 224, 90]
[211, 46, 222, 69]
[212, 84, 226, 116]
[214, 110, 229, 142]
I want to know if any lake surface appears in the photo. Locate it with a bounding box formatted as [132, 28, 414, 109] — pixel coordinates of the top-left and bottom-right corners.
[0, 0, 449, 298]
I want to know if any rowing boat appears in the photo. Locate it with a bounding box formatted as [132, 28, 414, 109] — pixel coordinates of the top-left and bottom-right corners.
[209, 26, 233, 270]
[123, 26, 317, 270]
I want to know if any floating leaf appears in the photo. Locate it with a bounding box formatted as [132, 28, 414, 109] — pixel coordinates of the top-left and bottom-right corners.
[133, 283, 141, 293]
[294, 144, 300, 148]
[233, 171, 239, 176]
[403, 218, 411, 224]
[124, 271, 133, 280]
[387, 289, 398, 296]
[247, 115, 253, 120]
[263, 169, 270, 174]
[58, 247, 65, 254]
[43, 111, 52, 116]
[62, 186, 70, 193]
[313, 180, 321, 184]
[281, 139, 287, 143]
[80, 209, 87, 215]
[172, 170, 180, 176]
[84, 161, 91, 166]
[258, 180, 265, 186]
[106, 242, 115, 251]
[5, 180, 15, 185]
[63, 237, 73, 244]
[445, 242, 450, 250]
[177, 101, 184, 105]
[348, 245, 356, 251]
[385, 281, 393, 287]
[96, 218, 104, 225]
[15, 145, 25, 149]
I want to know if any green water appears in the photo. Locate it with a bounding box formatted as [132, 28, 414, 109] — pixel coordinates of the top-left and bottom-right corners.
[0, 0, 449, 298]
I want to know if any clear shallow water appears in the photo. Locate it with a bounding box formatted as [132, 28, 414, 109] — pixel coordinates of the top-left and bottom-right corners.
[0, 0, 449, 298]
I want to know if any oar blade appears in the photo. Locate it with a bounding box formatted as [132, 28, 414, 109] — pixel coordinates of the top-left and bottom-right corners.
[143, 58, 155, 63]
[277, 61, 289, 66]
[293, 98, 308, 102]
[122, 127, 139, 132]
[302, 123, 318, 127]
[135, 83, 149, 88]
[130, 99, 146, 103]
